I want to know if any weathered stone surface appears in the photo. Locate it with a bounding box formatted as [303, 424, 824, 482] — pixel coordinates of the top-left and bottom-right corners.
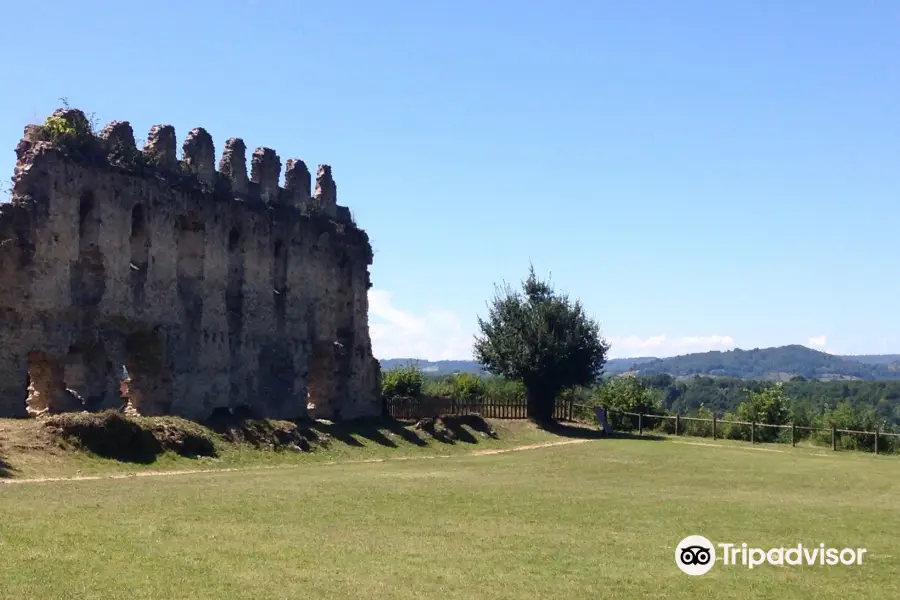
[314, 164, 336, 205]
[182, 128, 216, 186]
[250, 147, 281, 205]
[98, 121, 137, 154]
[284, 159, 311, 197]
[143, 124, 177, 168]
[0, 109, 379, 421]
[219, 138, 248, 194]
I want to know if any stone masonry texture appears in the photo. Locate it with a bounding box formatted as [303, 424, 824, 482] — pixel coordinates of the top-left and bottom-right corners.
[0, 108, 381, 420]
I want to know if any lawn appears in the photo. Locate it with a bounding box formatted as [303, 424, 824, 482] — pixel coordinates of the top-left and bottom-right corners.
[0, 428, 898, 599]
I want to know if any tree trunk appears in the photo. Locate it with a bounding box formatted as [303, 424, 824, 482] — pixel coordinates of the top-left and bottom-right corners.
[525, 385, 556, 423]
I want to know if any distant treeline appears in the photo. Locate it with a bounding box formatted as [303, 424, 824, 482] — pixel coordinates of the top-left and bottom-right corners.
[412, 371, 900, 429]
[638, 374, 900, 421]
[381, 346, 900, 380]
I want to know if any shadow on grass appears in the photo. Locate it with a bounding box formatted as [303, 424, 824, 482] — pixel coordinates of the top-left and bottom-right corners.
[606, 431, 667, 442]
[309, 417, 429, 448]
[536, 420, 666, 442]
[0, 450, 15, 478]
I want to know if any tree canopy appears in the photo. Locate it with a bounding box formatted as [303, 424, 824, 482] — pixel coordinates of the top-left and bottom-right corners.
[473, 266, 610, 421]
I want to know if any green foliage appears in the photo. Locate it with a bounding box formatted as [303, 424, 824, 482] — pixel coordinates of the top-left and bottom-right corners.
[474, 265, 610, 420]
[420, 374, 526, 405]
[34, 101, 100, 159]
[381, 363, 424, 400]
[732, 383, 792, 442]
[449, 372, 486, 402]
[748, 383, 803, 427]
[640, 374, 900, 428]
[681, 404, 714, 437]
[42, 115, 80, 139]
[593, 376, 659, 431]
[40, 113, 93, 144]
[812, 401, 897, 452]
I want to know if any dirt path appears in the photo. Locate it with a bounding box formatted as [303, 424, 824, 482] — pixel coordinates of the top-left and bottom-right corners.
[0, 438, 593, 486]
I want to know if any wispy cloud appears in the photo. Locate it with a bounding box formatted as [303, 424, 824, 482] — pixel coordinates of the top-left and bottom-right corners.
[607, 334, 735, 358]
[367, 291, 831, 361]
[368, 290, 474, 361]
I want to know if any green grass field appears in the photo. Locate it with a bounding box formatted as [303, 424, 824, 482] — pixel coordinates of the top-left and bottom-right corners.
[1, 423, 899, 599]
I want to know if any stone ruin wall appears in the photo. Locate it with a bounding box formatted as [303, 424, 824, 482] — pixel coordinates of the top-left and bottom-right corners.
[0, 108, 381, 422]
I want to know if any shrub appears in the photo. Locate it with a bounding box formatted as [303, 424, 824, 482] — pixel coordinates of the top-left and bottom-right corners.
[35, 108, 98, 157]
[450, 373, 486, 403]
[381, 363, 424, 400]
[682, 404, 714, 437]
[422, 376, 454, 398]
[483, 376, 526, 403]
[594, 377, 660, 431]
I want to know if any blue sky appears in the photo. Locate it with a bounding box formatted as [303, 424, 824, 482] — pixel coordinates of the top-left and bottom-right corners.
[2, 1, 898, 360]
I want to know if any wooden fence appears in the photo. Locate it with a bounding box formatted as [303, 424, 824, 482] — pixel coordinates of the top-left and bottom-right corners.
[385, 396, 575, 421]
[599, 408, 900, 455]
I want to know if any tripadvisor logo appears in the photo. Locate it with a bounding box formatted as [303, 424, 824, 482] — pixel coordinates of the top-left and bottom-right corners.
[674, 535, 867, 576]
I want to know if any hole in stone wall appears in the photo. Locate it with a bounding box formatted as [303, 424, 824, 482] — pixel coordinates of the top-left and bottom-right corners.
[0, 205, 36, 268]
[272, 239, 287, 326]
[258, 343, 295, 413]
[78, 193, 94, 240]
[228, 227, 241, 253]
[226, 226, 244, 325]
[123, 330, 171, 415]
[226, 226, 246, 408]
[71, 191, 106, 306]
[64, 341, 112, 411]
[25, 350, 67, 415]
[130, 204, 148, 266]
[307, 343, 333, 418]
[63, 345, 86, 401]
[175, 214, 205, 345]
[129, 204, 149, 306]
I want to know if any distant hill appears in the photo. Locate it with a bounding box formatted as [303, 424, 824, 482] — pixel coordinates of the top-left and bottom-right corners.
[619, 346, 900, 381]
[378, 359, 486, 375]
[379, 347, 900, 381]
[841, 354, 900, 365]
[377, 356, 658, 376]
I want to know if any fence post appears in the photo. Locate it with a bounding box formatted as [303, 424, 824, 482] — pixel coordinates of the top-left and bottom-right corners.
[875, 429, 879, 455]
[638, 413, 643, 436]
[832, 426, 837, 451]
[675, 414, 680, 436]
[751, 421, 755, 444]
[791, 422, 796, 447]
[712, 416, 717, 440]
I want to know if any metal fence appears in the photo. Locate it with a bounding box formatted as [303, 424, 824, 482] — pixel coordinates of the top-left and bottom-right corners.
[385, 396, 576, 421]
[599, 408, 900, 455]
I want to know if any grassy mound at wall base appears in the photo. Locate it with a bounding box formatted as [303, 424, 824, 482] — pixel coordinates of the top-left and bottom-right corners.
[43, 410, 218, 463]
[205, 413, 321, 452]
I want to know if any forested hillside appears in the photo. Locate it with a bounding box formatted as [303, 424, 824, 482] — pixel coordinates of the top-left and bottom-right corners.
[635, 374, 900, 423]
[610, 346, 900, 380]
[380, 346, 900, 380]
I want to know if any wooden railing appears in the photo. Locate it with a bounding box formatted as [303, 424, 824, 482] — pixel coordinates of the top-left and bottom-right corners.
[385, 396, 575, 421]
[596, 407, 900, 455]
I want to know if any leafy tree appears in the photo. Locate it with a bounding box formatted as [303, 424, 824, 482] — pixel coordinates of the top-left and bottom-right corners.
[593, 376, 659, 431]
[449, 372, 486, 403]
[595, 376, 659, 414]
[474, 266, 610, 421]
[735, 382, 791, 442]
[381, 363, 424, 399]
[736, 383, 791, 426]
